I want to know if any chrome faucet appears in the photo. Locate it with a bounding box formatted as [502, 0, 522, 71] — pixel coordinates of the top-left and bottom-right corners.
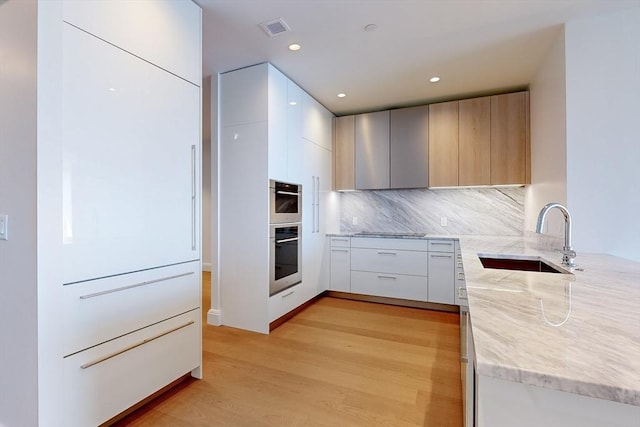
[536, 203, 576, 268]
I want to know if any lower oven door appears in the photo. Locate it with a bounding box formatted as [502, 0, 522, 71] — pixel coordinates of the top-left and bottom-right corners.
[270, 223, 302, 296]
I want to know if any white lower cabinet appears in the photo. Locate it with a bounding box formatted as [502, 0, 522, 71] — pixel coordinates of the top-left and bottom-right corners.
[62, 262, 200, 356]
[351, 271, 428, 301]
[329, 237, 351, 292]
[428, 252, 456, 304]
[428, 239, 456, 305]
[269, 284, 303, 322]
[63, 309, 201, 427]
[329, 236, 461, 305]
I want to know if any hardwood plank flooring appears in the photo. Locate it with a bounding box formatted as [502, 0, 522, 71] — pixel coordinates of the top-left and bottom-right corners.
[113, 272, 462, 426]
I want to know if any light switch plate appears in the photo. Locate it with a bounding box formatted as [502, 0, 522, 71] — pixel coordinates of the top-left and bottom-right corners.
[0, 214, 8, 240]
[440, 217, 448, 227]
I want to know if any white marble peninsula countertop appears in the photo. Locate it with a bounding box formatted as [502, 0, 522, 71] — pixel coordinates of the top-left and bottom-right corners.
[459, 233, 640, 406]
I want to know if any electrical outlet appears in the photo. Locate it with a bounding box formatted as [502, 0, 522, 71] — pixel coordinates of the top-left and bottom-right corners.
[352, 216, 358, 225]
[440, 216, 448, 227]
[0, 214, 8, 240]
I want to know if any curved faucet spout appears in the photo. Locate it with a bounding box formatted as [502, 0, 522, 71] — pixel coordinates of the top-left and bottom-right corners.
[536, 203, 576, 268]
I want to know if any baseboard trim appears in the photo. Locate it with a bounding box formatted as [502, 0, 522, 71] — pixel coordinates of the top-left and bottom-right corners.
[202, 262, 212, 272]
[207, 308, 222, 326]
[325, 291, 459, 313]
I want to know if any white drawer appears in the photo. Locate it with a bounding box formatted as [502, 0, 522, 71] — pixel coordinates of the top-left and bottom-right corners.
[351, 271, 427, 301]
[428, 239, 456, 253]
[63, 309, 201, 427]
[350, 237, 428, 251]
[329, 236, 351, 248]
[63, 261, 200, 356]
[269, 283, 303, 322]
[351, 248, 428, 276]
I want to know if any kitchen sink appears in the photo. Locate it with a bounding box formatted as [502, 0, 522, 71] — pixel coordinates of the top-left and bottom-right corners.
[478, 254, 570, 274]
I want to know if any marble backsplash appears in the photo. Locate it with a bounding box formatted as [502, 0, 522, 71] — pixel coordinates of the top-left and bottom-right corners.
[339, 187, 525, 236]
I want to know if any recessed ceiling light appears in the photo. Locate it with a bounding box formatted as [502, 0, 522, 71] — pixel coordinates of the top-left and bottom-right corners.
[364, 24, 378, 32]
[108, 87, 117, 91]
[430, 76, 440, 83]
[337, 93, 346, 98]
[289, 101, 297, 106]
[288, 43, 301, 51]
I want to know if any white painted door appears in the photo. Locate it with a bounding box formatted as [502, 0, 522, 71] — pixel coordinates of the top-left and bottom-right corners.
[62, 24, 200, 284]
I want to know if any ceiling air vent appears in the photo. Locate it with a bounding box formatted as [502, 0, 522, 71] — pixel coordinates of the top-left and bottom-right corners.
[259, 18, 291, 37]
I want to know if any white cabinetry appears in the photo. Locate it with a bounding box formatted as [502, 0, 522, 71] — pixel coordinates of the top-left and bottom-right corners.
[219, 63, 335, 333]
[62, 24, 200, 284]
[329, 236, 461, 306]
[5, 2, 203, 426]
[329, 237, 351, 292]
[428, 239, 456, 305]
[349, 237, 428, 301]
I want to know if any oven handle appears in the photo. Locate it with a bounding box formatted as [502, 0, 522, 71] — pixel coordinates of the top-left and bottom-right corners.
[276, 190, 300, 196]
[276, 237, 299, 244]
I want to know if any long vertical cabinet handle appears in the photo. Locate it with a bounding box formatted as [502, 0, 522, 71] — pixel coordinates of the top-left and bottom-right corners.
[315, 176, 320, 233]
[311, 175, 316, 234]
[191, 145, 196, 250]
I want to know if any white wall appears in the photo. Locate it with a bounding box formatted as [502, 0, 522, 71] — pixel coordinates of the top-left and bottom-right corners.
[0, 0, 39, 425]
[525, 28, 568, 237]
[202, 76, 212, 271]
[565, 7, 640, 261]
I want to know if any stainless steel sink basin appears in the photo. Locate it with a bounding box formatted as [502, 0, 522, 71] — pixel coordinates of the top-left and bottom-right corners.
[478, 254, 570, 274]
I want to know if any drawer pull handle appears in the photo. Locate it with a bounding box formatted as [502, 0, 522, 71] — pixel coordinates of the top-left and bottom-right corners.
[80, 320, 195, 369]
[377, 275, 397, 280]
[79, 272, 194, 300]
[431, 254, 452, 258]
[331, 249, 349, 252]
[377, 251, 397, 255]
[431, 242, 453, 246]
[282, 290, 295, 298]
[332, 238, 349, 242]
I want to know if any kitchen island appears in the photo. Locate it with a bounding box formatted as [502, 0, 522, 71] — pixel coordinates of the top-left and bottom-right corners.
[459, 233, 640, 426]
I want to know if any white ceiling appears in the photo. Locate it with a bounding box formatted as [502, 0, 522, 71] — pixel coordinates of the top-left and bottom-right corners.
[197, 0, 639, 116]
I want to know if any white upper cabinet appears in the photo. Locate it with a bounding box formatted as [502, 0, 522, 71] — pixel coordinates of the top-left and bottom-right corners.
[287, 80, 304, 183]
[302, 92, 333, 150]
[268, 66, 289, 182]
[220, 64, 268, 127]
[62, 24, 200, 284]
[62, 0, 201, 85]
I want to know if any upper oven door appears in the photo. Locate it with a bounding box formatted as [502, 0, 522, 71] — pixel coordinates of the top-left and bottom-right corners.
[270, 180, 301, 223]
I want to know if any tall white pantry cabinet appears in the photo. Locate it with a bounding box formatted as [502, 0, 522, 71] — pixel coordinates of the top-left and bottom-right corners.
[0, 1, 202, 426]
[219, 63, 336, 334]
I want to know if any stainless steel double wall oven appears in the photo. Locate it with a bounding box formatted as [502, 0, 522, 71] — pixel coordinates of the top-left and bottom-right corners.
[269, 180, 302, 296]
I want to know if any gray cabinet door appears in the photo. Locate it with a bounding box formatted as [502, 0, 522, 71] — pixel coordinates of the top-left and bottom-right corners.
[390, 105, 429, 188]
[355, 110, 390, 189]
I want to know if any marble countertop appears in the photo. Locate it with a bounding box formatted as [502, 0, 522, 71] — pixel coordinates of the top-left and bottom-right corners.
[327, 232, 457, 240]
[459, 233, 640, 406]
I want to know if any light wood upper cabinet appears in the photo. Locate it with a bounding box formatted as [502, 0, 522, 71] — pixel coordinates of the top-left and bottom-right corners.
[428, 101, 459, 187]
[333, 115, 355, 191]
[355, 110, 390, 190]
[490, 92, 528, 185]
[459, 97, 491, 186]
[390, 105, 429, 189]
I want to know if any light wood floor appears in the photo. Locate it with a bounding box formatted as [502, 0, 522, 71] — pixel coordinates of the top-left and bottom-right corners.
[114, 272, 462, 426]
